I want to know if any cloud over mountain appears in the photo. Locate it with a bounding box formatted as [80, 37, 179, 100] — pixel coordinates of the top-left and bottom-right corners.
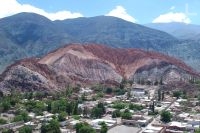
[0, 0, 83, 20]
[152, 12, 191, 24]
[106, 5, 137, 23]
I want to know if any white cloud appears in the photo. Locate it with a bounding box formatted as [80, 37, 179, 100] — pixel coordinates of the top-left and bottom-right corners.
[106, 5, 137, 23]
[0, 0, 83, 20]
[152, 12, 191, 24]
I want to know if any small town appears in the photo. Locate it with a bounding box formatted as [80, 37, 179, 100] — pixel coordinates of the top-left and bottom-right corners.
[0, 79, 200, 133]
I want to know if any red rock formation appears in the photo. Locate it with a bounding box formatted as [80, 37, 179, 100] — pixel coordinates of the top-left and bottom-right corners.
[0, 44, 198, 93]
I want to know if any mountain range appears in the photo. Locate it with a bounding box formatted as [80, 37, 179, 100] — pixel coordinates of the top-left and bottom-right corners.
[0, 44, 197, 93]
[0, 12, 200, 73]
[146, 22, 200, 40]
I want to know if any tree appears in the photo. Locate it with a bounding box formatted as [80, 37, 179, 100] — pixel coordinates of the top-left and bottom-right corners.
[160, 111, 172, 123]
[72, 101, 79, 115]
[91, 107, 103, 118]
[0, 90, 3, 98]
[13, 111, 30, 122]
[2, 129, 14, 133]
[127, 89, 131, 100]
[105, 87, 113, 94]
[75, 122, 96, 133]
[159, 78, 163, 85]
[158, 89, 161, 101]
[195, 128, 200, 133]
[162, 91, 165, 101]
[112, 110, 121, 118]
[121, 109, 132, 120]
[19, 125, 32, 133]
[1, 101, 11, 112]
[120, 78, 127, 89]
[58, 111, 67, 122]
[100, 122, 108, 133]
[34, 101, 46, 115]
[0, 118, 7, 125]
[173, 91, 182, 99]
[91, 102, 106, 118]
[41, 119, 61, 133]
[129, 103, 144, 111]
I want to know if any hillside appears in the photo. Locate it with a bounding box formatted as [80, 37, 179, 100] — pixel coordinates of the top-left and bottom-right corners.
[0, 44, 198, 93]
[146, 22, 200, 40]
[0, 13, 178, 72]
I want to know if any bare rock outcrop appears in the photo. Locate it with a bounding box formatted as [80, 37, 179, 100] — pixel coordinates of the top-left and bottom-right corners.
[0, 44, 198, 93]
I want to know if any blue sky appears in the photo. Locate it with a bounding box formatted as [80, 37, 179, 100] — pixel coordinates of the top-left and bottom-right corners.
[0, 0, 200, 24]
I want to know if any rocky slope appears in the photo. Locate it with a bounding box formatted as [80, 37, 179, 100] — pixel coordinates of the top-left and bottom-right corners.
[0, 44, 198, 93]
[0, 13, 178, 72]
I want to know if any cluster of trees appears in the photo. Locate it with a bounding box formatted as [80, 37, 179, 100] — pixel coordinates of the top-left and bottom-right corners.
[41, 119, 61, 133]
[112, 102, 144, 111]
[13, 111, 30, 122]
[148, 101, 158, 116]
[18, 125, 32, 133]
[0, 91, 22, 113]
[158, 89, 165, 101]
[0, 118, 7, 125]
[75, 122, 96, 133]
[135, 78, 163, 86]
[173, 90, 187, 99]
[112, 109, 121, 118]
[112, 109, 132, 120]
[91, 102, 106, 118]
[121, 109, 132, 120]
[75, 122, 108, 133]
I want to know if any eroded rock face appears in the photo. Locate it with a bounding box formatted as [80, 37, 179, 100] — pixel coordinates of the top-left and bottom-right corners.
[133, 63, 191, 84]
[0, 44, 198, 93]
[51, 53, 122, 82]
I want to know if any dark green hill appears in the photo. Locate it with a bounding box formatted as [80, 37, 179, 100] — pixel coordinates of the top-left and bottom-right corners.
[0, 12, 199, 72]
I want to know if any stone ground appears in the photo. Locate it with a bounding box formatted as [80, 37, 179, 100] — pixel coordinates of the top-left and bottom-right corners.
[108, 125, 141, 133]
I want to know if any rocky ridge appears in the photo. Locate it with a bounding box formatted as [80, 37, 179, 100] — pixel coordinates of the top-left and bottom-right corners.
[0, 44, 198, 93]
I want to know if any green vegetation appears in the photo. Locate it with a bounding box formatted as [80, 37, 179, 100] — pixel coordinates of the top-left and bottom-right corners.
[173, 91, 182, 99]
[73, 115, 81, 120]
[129, 103, 144, 111]
[19, 125, 32, 133]
[114, 88, 126, 95]
[13, 111, 30, 122]
[160, 111, 172, 123]
[58, 111, 67, 122]
[91, 102, 106, 118]
[195, 128, 200, 133]
[2, 129, 14, 133]
[112, 109, 121, 118]
[121, 109, 132, 120]
[100, 122, 108, 133]
[112, 102, 127, 109]
[41, 119, 61, 133]
[0, 118, 7, 125]
[75, 122, 96, 133]
[112, 102, 144, 111]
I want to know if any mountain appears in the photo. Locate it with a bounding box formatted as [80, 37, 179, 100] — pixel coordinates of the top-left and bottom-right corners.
[0, 44, 198, 94]
[146, 22, 200, 40]
[0, 12, 178, 72]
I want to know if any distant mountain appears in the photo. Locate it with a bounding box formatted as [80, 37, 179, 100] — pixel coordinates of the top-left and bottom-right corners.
[54, 16, 177, 49]
[146, 22, 200, 40]
[0, 13, 178, 71]
[0, 12, 200, 72]
[0, 44, 198, 93]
